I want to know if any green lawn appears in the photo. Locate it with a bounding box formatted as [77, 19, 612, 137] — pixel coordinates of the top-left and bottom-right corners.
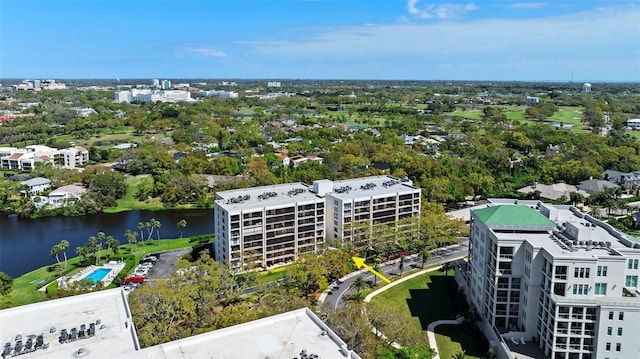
[369, 269, 483, 359]
[103, 176, 165, 213]
[256, 265, 290, 285]
[370, 269, 459, 330]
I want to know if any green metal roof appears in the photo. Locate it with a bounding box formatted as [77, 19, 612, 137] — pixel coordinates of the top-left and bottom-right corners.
[473, 205, 556, 227]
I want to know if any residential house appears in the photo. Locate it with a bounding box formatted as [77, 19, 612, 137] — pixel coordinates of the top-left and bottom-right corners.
[290, 155, 323, 167]
[37, 184, 88, 208]
[517, 182, 588, 202]
[577, 179, 620, 194]
[20, 177, 51, 195]
[603, 170, 640, 188]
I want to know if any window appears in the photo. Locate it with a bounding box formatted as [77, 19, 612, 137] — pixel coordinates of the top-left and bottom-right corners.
[574, 267, 590, 278]
[619, 312, 624, 321]
[607, 327, 612, 335]
[609, 311, 614, 320]
[616, 343, 621, 351]
[595, 283, 607, 295]
[524, 266, 530, 279]
[597, 265, 608, 276]
[626, 275, 638, 288]
[605, 342, 611, 351]
[629, 259, 639, 269]
[617, 327, 622, 336]
[572, 284, 588, 295]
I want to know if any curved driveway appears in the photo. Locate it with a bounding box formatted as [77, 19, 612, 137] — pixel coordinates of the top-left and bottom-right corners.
[321, 239, 469, 310]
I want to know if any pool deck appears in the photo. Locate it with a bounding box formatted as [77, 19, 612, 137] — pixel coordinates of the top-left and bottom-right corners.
[60, 261, 125, 288]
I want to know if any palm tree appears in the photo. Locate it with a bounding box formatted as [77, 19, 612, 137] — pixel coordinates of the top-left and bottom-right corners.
[452, 350, 466, 359]
[345, 289, 366, 305]
[398, 255, 405, 276]
[152, 218, 161, 240]
[350, 275, 368, 293]
[137, 222, 145, 241]
[372, 263, 382, 286]
[105, 236, 120, 256]
[418, 247, 432, 269]
[50, 243, 61, 268]
[177, 219, 187, 238]
[125, 230, 138, 251]
[59, 240, 70, 270]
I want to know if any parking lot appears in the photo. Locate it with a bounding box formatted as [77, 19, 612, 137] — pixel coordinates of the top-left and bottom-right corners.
[123, 248, 193, 291]
[145, 248, 192, 280]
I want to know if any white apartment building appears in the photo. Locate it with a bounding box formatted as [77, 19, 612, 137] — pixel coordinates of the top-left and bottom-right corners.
[58, 146, 89, 168]
[214, 182, 326, 272]
[113, 89, 192, 103]
[214, 176, 421, 272]
[197, 90, 238, 98]
[324, 176, 421, 247]
[0, 145, 88, 171]
[463, 199, 640, 359]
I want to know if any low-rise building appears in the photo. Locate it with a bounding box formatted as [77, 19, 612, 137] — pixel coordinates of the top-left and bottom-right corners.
[58, 146, 89, 168]
[0, 145, 89, 171]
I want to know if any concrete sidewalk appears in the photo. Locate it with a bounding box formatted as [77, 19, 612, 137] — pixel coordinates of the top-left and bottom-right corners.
[427, 317, 464, 359]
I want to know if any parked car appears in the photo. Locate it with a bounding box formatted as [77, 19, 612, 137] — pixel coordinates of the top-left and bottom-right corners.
[124, 275, 144, 284]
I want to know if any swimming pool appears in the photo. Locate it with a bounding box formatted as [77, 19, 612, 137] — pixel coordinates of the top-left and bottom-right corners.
[83, 268, 112, 284]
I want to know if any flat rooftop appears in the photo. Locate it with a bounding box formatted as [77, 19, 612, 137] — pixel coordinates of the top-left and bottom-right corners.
[1, 294, 362, 359]
[133, 308, 360, 358]
[215, 182, 321, 211]
[481, 200, 640, 259]
[327, 175, 419, 200]
[0, 288, 138, 358]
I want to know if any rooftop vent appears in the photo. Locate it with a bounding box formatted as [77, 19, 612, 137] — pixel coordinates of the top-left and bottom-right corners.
[227, 195, 250, 204]
[334, 186, 352, 194]
[382, 179, 398, 187]
[288, 188, 305, 196]
[258, 191, 277, 200]
[361, 182, 377, 190]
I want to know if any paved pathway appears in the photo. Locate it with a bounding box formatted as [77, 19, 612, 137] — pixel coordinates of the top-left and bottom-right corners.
[361, 263, 467, 356]
[427, 317, 464, 359]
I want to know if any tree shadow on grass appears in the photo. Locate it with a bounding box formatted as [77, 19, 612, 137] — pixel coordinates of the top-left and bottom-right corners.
[406, 275, 460, 330]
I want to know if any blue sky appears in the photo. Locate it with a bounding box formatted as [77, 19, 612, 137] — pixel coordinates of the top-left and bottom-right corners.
[1, 0, 638, 81]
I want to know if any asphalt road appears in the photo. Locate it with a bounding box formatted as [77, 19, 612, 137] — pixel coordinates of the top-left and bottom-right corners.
[322, 239, 469, 310]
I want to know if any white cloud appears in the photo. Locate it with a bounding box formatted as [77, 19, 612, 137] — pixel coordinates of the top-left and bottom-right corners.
[184, 47, 227, 57]
[235, 5, 640, 80]
[407, 0, 477, 19]
[506, 2, 551, 9]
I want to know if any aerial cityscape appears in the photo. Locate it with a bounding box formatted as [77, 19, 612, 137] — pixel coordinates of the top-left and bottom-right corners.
[1, 1, 639, 359]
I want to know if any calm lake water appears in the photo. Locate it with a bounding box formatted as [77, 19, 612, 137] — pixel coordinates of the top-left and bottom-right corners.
[0, 209, 213, 278]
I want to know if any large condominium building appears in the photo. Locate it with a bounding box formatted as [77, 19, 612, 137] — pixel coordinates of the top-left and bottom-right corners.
[214, 182, 326, 272]
[323, 177, 421, 247]
[464, 199, 640, 359]
[214, 175, 421, 272]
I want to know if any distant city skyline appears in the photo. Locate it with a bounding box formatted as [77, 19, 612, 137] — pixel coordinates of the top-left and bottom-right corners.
[1, 0, 638, 82]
